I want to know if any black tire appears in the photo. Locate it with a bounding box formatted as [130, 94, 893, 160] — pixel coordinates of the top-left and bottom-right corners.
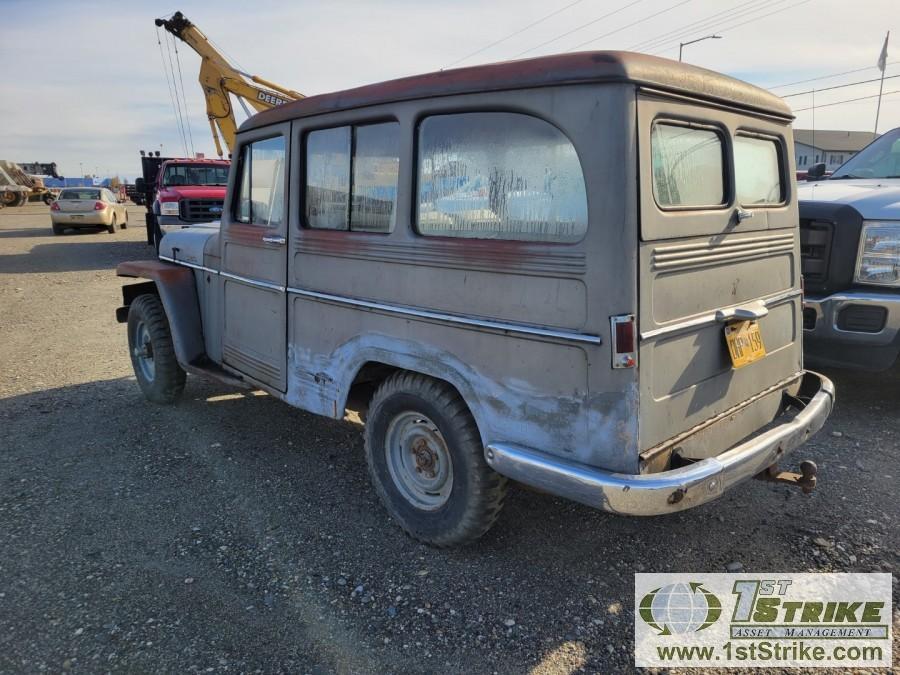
[107, 214, 117, 234]
[365, 372, 508, 547]
[42, 193, 53, 205]
[121, 211, 127, 229]
[127, 294, 186, 404]
[10, 192, 26, 207]
[52, 223, 64, 235]
[145, 212, 156, 246]
[153, 223, 163, 252]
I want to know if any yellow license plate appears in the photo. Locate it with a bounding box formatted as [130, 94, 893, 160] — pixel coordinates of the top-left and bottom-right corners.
[724, 320, 766, 368]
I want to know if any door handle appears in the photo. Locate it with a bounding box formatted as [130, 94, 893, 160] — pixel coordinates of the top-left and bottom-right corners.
[715, 302, 769, 323]
[262, 235, 286, 245]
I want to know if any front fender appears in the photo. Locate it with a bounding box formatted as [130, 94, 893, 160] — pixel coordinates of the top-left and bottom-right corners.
[117, 260, 205, 366]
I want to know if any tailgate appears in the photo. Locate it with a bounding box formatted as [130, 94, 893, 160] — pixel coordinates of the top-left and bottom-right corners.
[637, 92, 801, 452]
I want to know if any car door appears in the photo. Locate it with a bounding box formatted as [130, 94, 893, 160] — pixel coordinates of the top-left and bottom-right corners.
[220, 124, 290, 391]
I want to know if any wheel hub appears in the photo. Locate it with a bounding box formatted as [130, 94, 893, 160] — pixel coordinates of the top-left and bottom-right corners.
[412, 438, 438, 478]
[132, 321, 156, 381]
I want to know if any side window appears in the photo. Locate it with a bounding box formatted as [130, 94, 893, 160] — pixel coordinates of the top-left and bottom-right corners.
[305, 122, 399, 232]
[305, 127, 351, 230]
[351, 123, 400, 232]
[416, 113, 587, 242]
[735, 135, 783, 205]
[651, 122, 725, 208]
[233, 136, 286, 227]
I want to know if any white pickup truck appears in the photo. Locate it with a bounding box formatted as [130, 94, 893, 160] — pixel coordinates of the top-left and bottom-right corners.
[799, 127, 900, 372]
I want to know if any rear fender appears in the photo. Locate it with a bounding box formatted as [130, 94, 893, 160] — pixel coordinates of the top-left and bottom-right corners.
[116, 260, 205, 366]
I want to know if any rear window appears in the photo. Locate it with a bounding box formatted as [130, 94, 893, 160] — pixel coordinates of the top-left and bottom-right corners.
[735, 135, 783, 205]
[651, 122, 725, 208]
[416, 112, 588, 242]
[59, 189, 100, 200]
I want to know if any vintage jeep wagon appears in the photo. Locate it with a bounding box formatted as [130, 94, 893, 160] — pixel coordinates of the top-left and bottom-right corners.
[117, 52, 834, 546]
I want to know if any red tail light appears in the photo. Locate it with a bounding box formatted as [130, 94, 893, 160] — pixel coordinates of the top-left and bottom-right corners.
[94, 201, 106, 211]
[610, 314, 637, 369]
[50, 202, 60, 211]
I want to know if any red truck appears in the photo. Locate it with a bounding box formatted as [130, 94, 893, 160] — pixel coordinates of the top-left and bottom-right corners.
[135, 153, 231, 250]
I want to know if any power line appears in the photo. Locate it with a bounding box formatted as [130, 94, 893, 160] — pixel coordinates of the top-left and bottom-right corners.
[444, 0, 587, 68]
[649, 0, 812, 55]
[163, 31, 190, 156]
[565, 0, 694, 53]
[511, 0, 644, 58]
[156, 25, 188, 156]
[768, 60, 900, 89]
[171, 32, 196, 157]
[781, 72, 900, 98]
[793, 88, 900, 112]
[628, 0, 779, 53]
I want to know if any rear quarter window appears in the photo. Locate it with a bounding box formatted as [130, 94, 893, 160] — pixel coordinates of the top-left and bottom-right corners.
[651, 122, 725, 208]
[416, 112, 588, 242]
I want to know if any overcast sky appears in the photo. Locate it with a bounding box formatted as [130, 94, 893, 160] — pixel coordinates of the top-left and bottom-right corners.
[2, 0, 897, 179]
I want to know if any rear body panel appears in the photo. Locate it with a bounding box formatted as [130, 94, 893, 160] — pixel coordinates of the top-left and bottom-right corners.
[636, 91, 802, 454]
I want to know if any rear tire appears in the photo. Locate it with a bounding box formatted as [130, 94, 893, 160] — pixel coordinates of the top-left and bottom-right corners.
[52, 223, 64, 235]
[364, 372, 508, 547]
[42, 193, 53, 205]
[107, 215, 117, 234]
[127, 294, 186, 404]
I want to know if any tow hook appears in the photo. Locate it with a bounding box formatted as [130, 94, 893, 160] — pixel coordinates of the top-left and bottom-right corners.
[756, 460, 818, 494]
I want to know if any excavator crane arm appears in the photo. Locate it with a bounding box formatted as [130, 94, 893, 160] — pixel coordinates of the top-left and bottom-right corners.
[154, 11, 303, 157]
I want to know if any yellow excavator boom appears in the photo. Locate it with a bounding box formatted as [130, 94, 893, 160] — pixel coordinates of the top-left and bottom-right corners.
[154, 11, 303, 157]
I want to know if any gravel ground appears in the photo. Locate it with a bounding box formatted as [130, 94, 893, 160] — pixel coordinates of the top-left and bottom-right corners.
[0, 203, 897, 673]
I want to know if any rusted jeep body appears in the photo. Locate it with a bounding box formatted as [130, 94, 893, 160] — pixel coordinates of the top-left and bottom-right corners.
[117, 52, 834, 545]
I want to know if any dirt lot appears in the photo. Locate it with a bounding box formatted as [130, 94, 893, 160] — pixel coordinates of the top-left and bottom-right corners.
[0, 203, 897, 673]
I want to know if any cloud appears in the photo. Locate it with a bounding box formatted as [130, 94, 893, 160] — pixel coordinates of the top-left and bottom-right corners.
[1, 0, 897, 179]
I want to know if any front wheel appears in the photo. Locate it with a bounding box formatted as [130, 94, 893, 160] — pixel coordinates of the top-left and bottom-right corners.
[127, 294, 186, 404]
[365, 372, 508, 547]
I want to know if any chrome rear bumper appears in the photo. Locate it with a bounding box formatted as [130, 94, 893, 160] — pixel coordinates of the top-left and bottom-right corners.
[485, 371, 834, 516]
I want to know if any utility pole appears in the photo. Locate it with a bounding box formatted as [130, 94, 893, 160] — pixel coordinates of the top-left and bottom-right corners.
[679, 34, 722, 62]
[874, 31, 890, 134]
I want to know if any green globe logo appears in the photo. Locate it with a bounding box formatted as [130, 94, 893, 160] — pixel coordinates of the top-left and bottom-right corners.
[639, 582, 721, 635]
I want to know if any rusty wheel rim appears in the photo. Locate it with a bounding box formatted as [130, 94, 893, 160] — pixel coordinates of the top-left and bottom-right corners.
[385, 411, 453, 510]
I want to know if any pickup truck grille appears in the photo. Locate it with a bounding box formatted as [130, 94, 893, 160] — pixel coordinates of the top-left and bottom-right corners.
[180, 199, 224, 223]
[799, 219, 833, 284]
[797, 202, 864, 294]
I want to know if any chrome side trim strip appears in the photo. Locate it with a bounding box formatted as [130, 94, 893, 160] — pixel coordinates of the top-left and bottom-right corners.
[157, 255, 601, 344]
[287, 287, 603, 345]
[160, 255, 286, 292]
[640, 288, 802, 341]
[220, 271, 286, 293]
[158, 254, 218, 275]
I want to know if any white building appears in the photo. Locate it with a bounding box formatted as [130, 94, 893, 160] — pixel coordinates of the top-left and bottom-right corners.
[794, 129, 877, 173]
